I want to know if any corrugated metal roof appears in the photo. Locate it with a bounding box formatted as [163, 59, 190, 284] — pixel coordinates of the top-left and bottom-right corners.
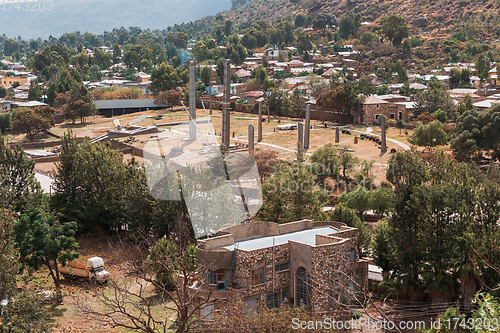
[221, 227, 338, 251]
[93, 99, 165, 109]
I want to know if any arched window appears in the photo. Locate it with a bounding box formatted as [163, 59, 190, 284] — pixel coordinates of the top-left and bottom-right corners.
[296, 267, 310, 309]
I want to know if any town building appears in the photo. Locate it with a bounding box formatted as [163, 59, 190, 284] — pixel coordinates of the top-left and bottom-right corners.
[192, 220, 368, 320]
[0, 76, 28, 87]
[361, 95, 409, 125]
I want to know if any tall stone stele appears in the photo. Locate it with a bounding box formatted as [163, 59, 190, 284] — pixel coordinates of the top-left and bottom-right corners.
[222, 59, 231, 147]
[304, 103, 311, 149]
[381, 116, 387, 153]
[297, 122, 304, 161]
[248, 124, 255, 154]
[258, 102, 263, 142]
[189, 61, 197, 140]
[335, 127, 340, 143]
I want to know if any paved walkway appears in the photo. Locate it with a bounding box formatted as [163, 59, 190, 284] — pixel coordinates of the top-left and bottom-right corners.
[234, 137, 312, 156]
[35, 173, 54, 194]
[351, 127, 410, 151]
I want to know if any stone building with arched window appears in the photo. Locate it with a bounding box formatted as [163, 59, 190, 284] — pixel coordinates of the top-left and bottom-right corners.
[192, 219, 368, 322]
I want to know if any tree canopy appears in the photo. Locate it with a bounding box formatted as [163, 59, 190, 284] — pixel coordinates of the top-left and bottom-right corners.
[14, 208, 79, 295]
[408, 121, 448, 147]
[451, 104, 500, 161]
[11, 106, 55, 140]
[380, 15, 409, 47]
[258, 162, 328, 223]
[413, 77, 455, 117]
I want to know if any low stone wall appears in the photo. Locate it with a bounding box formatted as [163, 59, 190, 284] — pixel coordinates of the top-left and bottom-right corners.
[33, 155, 59, 163]
[107, 139, 144, 157]
[8, 140, 61, 150]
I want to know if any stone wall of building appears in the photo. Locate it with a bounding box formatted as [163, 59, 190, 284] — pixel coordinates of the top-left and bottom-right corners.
[195, 221, 367, 321]
[230, 243, 291, 305]
[310, 237, 358, 315]
[363, 103, 409, 125]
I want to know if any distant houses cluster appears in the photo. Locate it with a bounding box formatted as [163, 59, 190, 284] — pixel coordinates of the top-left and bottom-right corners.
[3, 41, 500, 122]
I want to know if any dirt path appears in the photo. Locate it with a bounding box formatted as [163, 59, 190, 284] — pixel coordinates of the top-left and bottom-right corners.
[352, 128, 411, 151]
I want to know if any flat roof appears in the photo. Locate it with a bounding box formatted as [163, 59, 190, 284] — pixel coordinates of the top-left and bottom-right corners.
[221, 227, 338, 251]
[93, 99, 165, 109]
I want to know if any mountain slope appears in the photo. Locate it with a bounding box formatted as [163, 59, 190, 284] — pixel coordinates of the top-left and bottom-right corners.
[1, 0, 232, 39]
[207, 0, 500, 41]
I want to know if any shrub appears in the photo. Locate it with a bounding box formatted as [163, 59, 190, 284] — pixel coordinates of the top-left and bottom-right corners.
[0, 112, 11, 134]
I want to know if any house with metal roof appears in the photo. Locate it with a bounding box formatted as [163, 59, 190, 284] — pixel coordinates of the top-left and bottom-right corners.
[93, 99, 166, 117]
[193, 220, 368, 321]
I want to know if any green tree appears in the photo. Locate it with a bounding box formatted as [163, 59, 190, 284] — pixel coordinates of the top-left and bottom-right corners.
[294, 13, 308, 28]
[10, 106, 54, 140]
[338, 11, 361, 40]
[434, 109, 448, 123]
[309, 143, 340, 186]
[252, 66, 268, 85]
[53, 133, 129, 232]
[408, 121, 448, 147]
[449, 68, 461, 89]
[62, 99, 95, 124]
[329, 202, 371, 258]
[0, 112, 11, 135]
[258, 163, 328, 223]
[338, 148, 359, 183]
[192, 41, 210, 62]
[372, 219, 393, 279]
[413, 77, 455, 117]
[338, 186, 371, 219]
[264, 85, 291, 117]
[383, 151, 499, 303]
[200, 66, 212, 87]
[380, 15, 409, 46]
[0, 290, 52, 332]
[296, 32, 312, 54]
[312, 12, 336, 32]
[0, 139, 42, 211]
[0, 86, 7, 98]
[396, 119, 406, 135]
[475, 55, 490, 86]
[52, 132, 179, 235]
[150, 62, 188, 95]
[370, 186, 394, 217]
[28, 80, 44, 102]
[13, 208, 79, 298]
[359, 31, 378, 45]
[289, 89, 306, 118]
[450, 106, 482, 161]
[0, 209, 18, 300]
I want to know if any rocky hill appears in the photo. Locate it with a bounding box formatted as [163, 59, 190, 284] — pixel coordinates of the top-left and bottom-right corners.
[0, 0, 232, 39]
[206, 0, 500, 41]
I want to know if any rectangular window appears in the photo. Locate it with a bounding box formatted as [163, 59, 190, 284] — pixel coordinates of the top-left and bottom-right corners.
[251, 268, 264, 285]
[390, 113, 395, 119]
[208, 270, 225, 285]
[245, 297, 260, 313]
[275, 262, 289, 272]
[267, 292, 279, 309]
[350, 249, 356, 262]
[200, 303, 214, 320]
[282, 289, 289, 304]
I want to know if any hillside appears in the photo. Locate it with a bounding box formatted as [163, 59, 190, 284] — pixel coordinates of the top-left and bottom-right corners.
[0, 0, 232, 39]
[204, 0, 500, 41]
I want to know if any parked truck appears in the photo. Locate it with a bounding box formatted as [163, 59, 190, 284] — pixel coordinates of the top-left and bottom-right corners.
[58, 257, 110, 283]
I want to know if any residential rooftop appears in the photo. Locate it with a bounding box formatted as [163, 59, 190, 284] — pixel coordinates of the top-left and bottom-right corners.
[221, 226, 338, 251]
